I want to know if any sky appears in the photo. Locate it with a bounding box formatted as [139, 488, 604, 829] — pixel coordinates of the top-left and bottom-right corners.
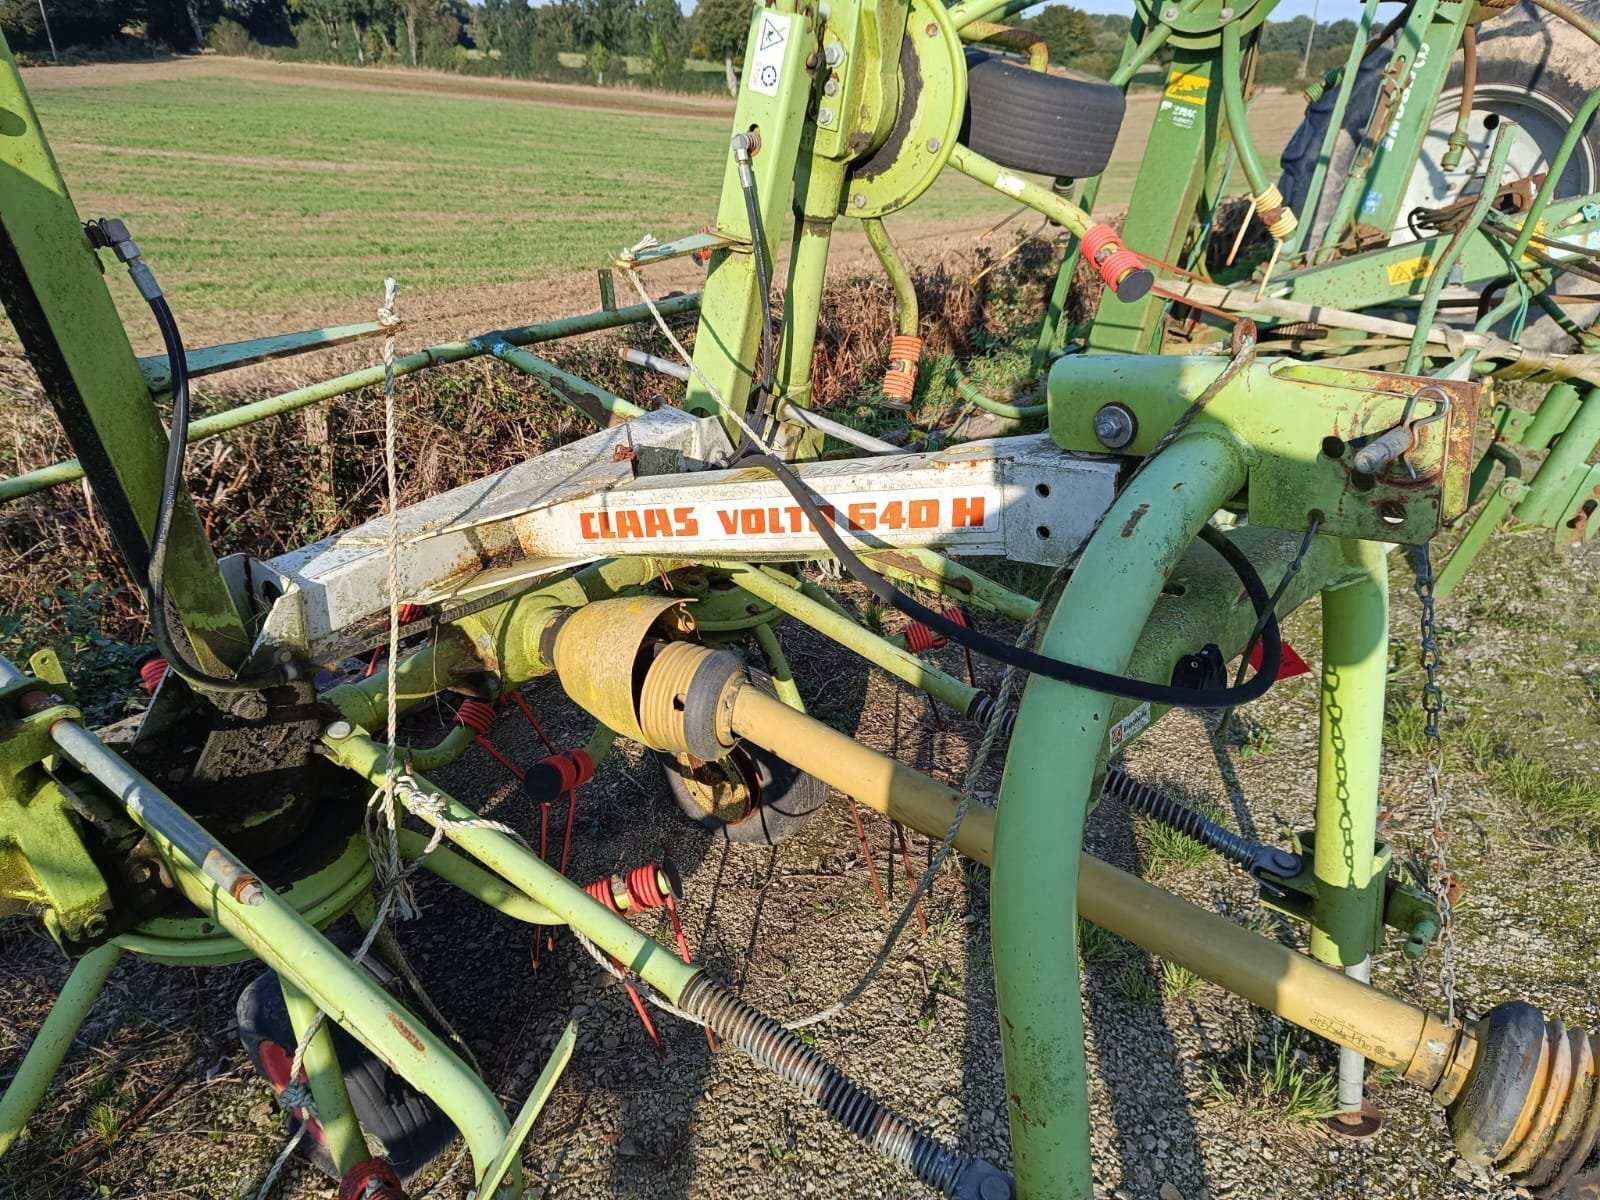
[1065, 0, 1364, 16]
[657, 0, 1370, 22]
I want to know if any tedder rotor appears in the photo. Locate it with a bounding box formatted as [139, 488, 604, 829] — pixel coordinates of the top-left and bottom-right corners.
[2, 0, 1600, 1195]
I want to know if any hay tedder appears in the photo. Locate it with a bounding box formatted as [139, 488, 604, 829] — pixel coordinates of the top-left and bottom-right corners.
[3, 0, 1600, 1193]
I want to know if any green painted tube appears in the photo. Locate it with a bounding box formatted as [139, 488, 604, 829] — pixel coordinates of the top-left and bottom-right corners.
[1516, 384, 1600, 526]
[280, 976, 367, 1174]
[1404, 127, 1516, 374]
[398, 830, 562, 925]
[947, 365, 1047, 419]
[1311, 539, 1388, 967]
[714, 562, 983, 715]
[751, 619, 805, 711]
[584, 722, 619, 766]
[992, 430, 1247, 1199]
[949, 144, 1095, 240]
[1522, 381, 1583, 452]
[323, 636, 481, 733]
[1506, 81, 1600, 262]
[404, 723, 475, 773]
[0, 295, 699, 504]
[0, 942, 121, 1155]
[325, 730, 701, 1001]
[1290, 0, 1383, 258]
[1436, 473, 1523, 597]
[862, 217, 918, 337]
[492, 343, 646, 423]
[1219, 24, 1271, 199]
[858, 546, 1040, 623]
[60, 745, 516, 1187]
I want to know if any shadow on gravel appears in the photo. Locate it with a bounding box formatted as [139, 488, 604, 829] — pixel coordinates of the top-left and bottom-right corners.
[1083, 798, 1215, 1198]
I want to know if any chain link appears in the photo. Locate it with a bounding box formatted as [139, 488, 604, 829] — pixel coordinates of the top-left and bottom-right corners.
[1410, 543, 1458, 1025]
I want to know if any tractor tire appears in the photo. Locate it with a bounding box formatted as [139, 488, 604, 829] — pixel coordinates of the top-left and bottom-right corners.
[656, 669, 828, 846]
[1279, 3, 1600, 350]
[236, 946, 457, 1182]
[959, 50, 1126, 181]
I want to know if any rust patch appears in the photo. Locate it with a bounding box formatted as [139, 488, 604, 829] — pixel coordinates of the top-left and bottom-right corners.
[611, 444, 637, 462]
[863, 550, 974, 593]
[1009, 1092, 1043, 1127]
[388, 1011, 427, 1054]
[1120, 503, 1150, 539]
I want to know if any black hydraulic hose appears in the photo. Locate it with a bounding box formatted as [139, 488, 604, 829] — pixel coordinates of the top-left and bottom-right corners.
[144, 293, 293, 694]
[740, 453, 1283, 709]
[678, 973, 1012, 1197]
[732, 136, 777, 432]
[78, 218, 300, 696]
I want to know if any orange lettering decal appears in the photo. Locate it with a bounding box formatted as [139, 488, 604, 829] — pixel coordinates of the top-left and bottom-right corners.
[951, 496, 986, 528]
[580, 512, 600, 539]
[847, 502, 876, 531]
[616, 510, 643, 538]
[740, 509, 765, 534]
[642, 508, 670, 537]
[717, 510, 740, 535]
[674, 507, 698, 536]
[909, 499, 938, 529]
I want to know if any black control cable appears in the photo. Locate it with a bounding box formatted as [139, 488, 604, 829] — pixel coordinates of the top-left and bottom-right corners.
[732, 133, 778, 434]
[742, 452, 1283, 708]
[87, 219, 296, 695]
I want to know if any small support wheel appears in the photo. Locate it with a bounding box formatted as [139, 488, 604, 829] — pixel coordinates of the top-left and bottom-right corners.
[236, 943, 456, 1182]
[655, 670, 828, 845]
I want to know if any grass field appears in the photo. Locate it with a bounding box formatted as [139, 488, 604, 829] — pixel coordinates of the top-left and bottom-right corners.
[21, 60, 1022, 339]
[17, 58, 1298, 343]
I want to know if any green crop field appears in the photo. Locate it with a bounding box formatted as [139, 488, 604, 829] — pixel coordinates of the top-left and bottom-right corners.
[15, 58, 1299, 343]
[20, 61, 1024, 339]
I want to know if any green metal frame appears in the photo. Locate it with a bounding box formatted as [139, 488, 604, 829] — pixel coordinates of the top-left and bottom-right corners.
[3, 0, 1600, 1194]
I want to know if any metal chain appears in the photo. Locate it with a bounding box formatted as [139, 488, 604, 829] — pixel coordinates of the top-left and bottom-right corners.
[1410, 543, 1458, 1025]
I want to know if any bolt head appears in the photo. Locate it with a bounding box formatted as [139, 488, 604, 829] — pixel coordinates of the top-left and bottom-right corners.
[818, 106, 835, 125]
[823, 41, 845, 66]
[853, 192, 867, 208]
[926, 21, 938, 35]
[325, 719, 354, 740]
[823, 77, 838, 95]
[926, 137, 941, 153]
[1160, 4, 1179, 18]
[1218, 6, 1233, 16]
[1093, 404, 1137, 450]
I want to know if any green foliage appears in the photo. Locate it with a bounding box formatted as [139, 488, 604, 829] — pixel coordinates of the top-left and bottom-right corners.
[1136, 798, 1230, 873]
[1077, 917, 1121, 965]
[1208, 1035, 1342, 1124]
[0, 578, 144, 726]
[690, 0, 750, 61]
[1113, 960, 1159, 1003]
[1159, 959, 1203, 1001]
[1019, 5, 1096, 65]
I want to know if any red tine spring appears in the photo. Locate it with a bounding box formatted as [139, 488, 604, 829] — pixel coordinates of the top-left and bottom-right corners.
[138, 657, 169, 695]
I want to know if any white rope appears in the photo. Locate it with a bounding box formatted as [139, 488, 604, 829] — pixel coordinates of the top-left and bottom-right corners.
[572, 929, 709, 1028]
[373, 278, 419, 922]
[253, 280, 420, 1200]
[619, 237, 773, 455]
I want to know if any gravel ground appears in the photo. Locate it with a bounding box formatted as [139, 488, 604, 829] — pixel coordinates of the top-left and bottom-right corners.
[1, 520, 1596, 1200]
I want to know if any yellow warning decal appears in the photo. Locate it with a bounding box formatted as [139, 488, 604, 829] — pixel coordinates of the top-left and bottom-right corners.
[1165, 70, 1209, 104]
[1387, 255, 1432, 286]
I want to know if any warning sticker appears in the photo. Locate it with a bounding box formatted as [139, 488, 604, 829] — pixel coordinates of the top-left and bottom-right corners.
[748, 13, 791, 96]
[1164, 70, 1209, 104]
[1107, 702, 1151, 754]
[1386, 255, 1432, 287]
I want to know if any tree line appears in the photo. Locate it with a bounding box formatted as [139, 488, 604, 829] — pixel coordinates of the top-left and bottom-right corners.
[0, 0, 1356, 93]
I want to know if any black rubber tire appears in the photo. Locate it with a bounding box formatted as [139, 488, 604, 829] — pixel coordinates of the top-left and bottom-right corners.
[656, 669, 829, 845]
[1279, 4, 1600, 350]
[236, 944, 457, 1182]
[959, 50, 1126, 181]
